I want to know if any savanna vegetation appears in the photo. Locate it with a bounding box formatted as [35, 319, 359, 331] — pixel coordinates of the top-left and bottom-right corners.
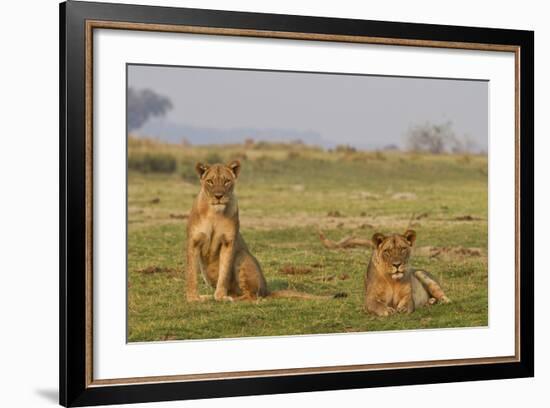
[127, 136, 488, 342]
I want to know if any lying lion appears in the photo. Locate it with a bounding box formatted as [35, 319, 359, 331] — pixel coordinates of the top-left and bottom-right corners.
[185, 160, 344, 302]
[364, 230, 450, 316]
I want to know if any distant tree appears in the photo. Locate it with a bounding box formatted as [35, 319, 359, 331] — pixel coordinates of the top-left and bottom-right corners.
[449, 133, 478, 154]
[127, 88, 173, 131]
[405, 121, 478, 154]
[405, 121, 453, 154]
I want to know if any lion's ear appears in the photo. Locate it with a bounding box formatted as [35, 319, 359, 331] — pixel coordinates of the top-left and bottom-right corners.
[372, 233, 386, 248]
[403, 229, 416, 246]
[227, 160, 241, 178]
[195, 162, 209, 178]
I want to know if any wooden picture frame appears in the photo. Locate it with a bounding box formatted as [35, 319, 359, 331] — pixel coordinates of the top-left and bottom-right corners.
[60, 1, 534, 406]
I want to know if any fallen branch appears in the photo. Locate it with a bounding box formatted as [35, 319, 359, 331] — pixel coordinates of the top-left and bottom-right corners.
[415, 246, 483, 259]
[279, 265, 313, 275]
[319, 231, 373, 249]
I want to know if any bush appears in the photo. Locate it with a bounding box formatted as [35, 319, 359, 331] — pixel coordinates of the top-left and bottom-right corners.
[334, 144, 357, 153]
[373, 151, 387, 161]
[180, 158, 198, 183]
[128, 152, 177, 173]
[287, 151, 301, 160]
[204, 152, 224, 164]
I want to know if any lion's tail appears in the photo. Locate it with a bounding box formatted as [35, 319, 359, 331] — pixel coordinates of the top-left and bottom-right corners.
[414, 270, 451, 304]
[268, 290, 347, 300]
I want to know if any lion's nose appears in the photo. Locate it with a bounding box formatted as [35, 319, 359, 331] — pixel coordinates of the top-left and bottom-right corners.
[214, 193, 224, 199]
[392, 262, 402, 268]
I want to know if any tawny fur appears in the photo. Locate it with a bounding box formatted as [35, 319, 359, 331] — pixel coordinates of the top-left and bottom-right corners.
[185, 160, 344, 302]
[364, 230, 450, 316]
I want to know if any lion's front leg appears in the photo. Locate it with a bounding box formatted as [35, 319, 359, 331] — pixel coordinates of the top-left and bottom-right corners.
[396, 293, 415, 314]
[214, 240, 235, 301]
[367, 300, 396, 317]
[186, 236, 203, 302]
[365, 287, 395, 317]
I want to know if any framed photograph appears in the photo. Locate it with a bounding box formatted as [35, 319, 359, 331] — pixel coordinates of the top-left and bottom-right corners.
[60, 1, 534, 406]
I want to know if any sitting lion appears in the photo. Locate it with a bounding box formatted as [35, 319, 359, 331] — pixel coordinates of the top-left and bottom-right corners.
[364, 230, 450, 316]
[185, 160, 344, 302]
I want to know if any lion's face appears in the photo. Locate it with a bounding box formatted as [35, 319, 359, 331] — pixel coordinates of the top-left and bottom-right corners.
[372, 230, 416, 280]
[195, 160, 241, 208]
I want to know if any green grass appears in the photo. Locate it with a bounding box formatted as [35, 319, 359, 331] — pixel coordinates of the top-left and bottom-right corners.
[127, 137, 488, 342]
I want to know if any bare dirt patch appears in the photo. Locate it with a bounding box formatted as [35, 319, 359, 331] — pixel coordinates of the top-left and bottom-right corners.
[132, 210, 486, 233]
[279, 265, 313, 275]
[136, 265, 180, 275]
[452, 215, 483, 221]
[290, 184, 305, 192]
[314, 275, 335, 282]
[240, 214, 438, 231]
[169, 213, 188, 220]
[353, 191, 382, 200]
[313, 273, 349, 282]
[415, 246, 484, 260]
[391, 192, 418, 200]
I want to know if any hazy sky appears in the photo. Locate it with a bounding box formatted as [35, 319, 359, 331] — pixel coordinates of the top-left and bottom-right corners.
[128, 64, 488, 150]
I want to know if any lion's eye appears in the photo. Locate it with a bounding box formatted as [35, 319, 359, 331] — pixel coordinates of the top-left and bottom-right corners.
[401, 248, 407, 253]
[206, 180, 214, 185]
[224, 180, 231, 186]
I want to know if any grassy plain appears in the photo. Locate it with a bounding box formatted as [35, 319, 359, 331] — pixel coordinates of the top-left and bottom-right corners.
[127, 137, 488, 342]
